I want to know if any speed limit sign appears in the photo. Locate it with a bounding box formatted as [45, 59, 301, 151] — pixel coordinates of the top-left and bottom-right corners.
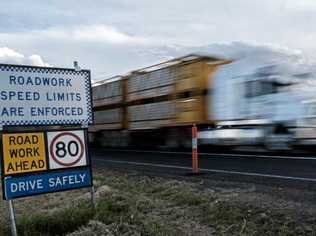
[47, 130, 88, 169]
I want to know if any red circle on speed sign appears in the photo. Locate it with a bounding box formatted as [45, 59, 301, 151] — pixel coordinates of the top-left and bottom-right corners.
[50, 132, 85, 167]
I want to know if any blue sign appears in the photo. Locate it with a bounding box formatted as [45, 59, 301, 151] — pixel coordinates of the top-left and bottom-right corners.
[3, 168, 92, 199]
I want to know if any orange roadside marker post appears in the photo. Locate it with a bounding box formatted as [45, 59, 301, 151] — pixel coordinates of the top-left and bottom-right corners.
[192, 124, 198, 173]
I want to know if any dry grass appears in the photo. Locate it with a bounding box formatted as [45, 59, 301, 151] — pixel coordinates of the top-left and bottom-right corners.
[0, 169, 315, 235]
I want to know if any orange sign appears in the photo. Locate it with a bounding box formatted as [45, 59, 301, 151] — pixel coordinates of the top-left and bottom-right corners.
[2, 132, 47, 175]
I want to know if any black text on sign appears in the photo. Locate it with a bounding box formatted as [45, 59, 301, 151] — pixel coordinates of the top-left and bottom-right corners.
[47, 130, 87, 169]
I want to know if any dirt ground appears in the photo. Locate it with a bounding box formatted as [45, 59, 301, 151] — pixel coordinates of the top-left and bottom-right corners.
[1, 168, 316, 235]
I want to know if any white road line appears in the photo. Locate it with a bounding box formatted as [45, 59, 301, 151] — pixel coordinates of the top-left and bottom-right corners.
[101, 149, 316, 161]
[97, 159, 316, 182]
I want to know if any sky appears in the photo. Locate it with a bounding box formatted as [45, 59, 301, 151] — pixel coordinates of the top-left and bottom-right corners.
[0, 0, 315, 81]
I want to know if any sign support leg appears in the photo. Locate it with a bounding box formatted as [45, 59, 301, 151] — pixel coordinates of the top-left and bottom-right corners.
[81, 123, 95, 209]
[90, 185, 95, 208]
[0, 126, 17, 235]
[8, 200, 17, 236]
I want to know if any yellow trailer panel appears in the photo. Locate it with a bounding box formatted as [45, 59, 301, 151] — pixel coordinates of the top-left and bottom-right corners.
[92, 77, 123, 107]
[92, 54, 231, 131]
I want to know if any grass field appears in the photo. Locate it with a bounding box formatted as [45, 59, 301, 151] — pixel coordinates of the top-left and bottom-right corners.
[0, 168, 316, 235]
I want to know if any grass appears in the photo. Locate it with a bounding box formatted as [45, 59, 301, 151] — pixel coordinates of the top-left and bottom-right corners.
[0, 204, 93, 236]
[0, 169, 316, 235]
[202, 201, 315, 236]
[17, 204, 94, 236]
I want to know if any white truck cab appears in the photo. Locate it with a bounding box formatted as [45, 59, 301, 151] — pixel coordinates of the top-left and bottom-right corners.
[198, 57, 315, 150]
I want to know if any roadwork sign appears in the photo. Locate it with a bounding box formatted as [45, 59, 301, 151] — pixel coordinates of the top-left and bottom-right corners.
[3, 168, 92, 199]
[2, 132, 47, 175]
[1, 129, 92, 200]
[0, 64, 92, 126]
[0, 63, 93, 236]
[47, 130, 87, 169]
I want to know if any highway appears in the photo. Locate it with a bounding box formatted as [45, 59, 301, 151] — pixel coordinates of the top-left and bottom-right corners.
[91, 148, 316, 189]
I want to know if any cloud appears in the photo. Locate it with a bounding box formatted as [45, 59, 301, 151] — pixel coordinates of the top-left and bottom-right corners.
[120, 41, 316, 83]
[191, 41, 305, 63]
[28, 54, 50, 67]
[70, 25, 148, 44]
[0, 24, 149, 45]
[1, 0, 316, 80]
[0, 47, 49, 66]
[134, 41, 307, 66]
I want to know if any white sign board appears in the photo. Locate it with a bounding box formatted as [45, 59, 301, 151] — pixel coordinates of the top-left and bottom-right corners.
[0, 64, 92, 126]
[47, 130, 88, 169]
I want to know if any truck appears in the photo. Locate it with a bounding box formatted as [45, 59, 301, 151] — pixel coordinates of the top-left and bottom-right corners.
[90, 54, 316, 150]
[199, 57, 316, 150]
[89, 54, 230, 148]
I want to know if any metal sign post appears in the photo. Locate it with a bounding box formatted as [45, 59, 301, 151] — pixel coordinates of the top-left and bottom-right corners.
[8, 200, 17, 236]
[0, 126, 17, 236]
[81, 123, 95, 209]
[90, 185, 96, 209]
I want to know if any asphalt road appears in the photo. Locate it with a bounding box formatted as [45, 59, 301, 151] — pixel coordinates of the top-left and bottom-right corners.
[91, 148, 316, 189]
